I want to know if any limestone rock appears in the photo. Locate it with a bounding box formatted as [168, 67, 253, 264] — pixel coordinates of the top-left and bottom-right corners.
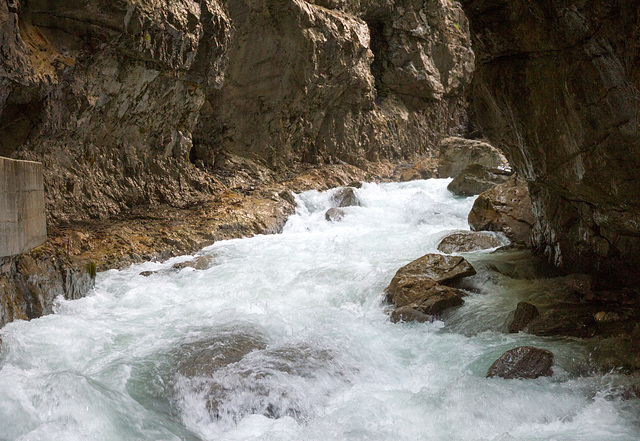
[508, 302, 539, 333]
[325, 208, 346, 222]
[468, 176, 535, 245]
[438, 137, 510, 178]
[332, 187, 360, 207]
[462, 0, 640, 285]
[447, 164, 511, 196]
[390, 306, 434, 324]
[437, 231, 505, 254]
[487, 346, 553, 379]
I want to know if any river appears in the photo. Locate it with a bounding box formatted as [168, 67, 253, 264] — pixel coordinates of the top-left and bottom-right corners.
[1, 179, 639, 440]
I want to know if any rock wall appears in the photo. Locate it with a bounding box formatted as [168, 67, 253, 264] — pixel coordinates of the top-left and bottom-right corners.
[1, 0, 474, 225]
[0, 157, 46, 257]
[461, 0, 640, 286]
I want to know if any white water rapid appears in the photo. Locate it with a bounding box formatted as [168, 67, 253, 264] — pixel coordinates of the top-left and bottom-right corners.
[1, 179, 639, 440]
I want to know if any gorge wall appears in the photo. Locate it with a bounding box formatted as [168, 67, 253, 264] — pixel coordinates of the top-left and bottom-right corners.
[462, 0, 640, 286]
[1, 0, 474, 225]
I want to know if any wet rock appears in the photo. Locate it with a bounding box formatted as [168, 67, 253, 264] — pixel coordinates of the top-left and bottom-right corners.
[447, 164, 511, 197]
[332, 187, 359, 207]
[437, 231, 505, 254]
[487, 346, 554, 379]
[139, 271, 157, 277]
[438, 137, 510, 178]
[525, 309, 597, 339]
[508, 302, 539, 333]
[399, 157, 438, 182]
[468, 176, 535, 245]
[325, 208, 346, 222]
[386, 254, 475, 317]
[347, 181, 363, 189]
[172, 255, 213, 270]
[390, 306, 434, 324]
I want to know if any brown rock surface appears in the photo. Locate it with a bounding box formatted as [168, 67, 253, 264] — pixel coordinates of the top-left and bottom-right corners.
[447, 163, 511, 197]
[487, 346, 554, 379]
[468, 176, 535, 245]
[438, 137, 510, 178]
[399, 157, 438, 182]
[461, 0, 640, 285]
[386, 253, 475, 318]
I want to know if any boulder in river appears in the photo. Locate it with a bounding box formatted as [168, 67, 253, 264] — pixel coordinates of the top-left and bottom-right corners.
[437, 231, 505, 254]
[386, 254, 475, 318]
[447, 164, 511, 197]
[332, 187, 360, 207]
[468, 176, 535, 245]
[487, 346, 554, 379]
[508, 302, 540, 333]
[438, 137, 510, 178]
[325, 208, 346, 222]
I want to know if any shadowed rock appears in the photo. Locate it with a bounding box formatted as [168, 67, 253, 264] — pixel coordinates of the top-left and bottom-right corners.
[487, 346, 553, 379]
[508, 302, 539, 333]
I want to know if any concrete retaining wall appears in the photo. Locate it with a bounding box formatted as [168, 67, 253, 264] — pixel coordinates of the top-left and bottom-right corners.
[0, 157, 47, 257]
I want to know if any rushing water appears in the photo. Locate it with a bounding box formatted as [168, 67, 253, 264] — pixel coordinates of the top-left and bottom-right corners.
[1, 179, 639, 441]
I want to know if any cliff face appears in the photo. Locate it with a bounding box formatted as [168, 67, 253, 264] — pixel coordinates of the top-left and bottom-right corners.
[1, 0, 474, 224]
[462, 0, 640, 286]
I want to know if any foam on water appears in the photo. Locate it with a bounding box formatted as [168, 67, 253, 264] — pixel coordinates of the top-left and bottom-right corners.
[1, 179, 639, 441]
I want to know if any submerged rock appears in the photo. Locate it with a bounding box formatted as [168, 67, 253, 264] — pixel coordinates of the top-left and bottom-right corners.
[447, 164, 511, 197]
[508, 302, 539, 333]
[325, 208, 346, 222]
[487, 346, 554, 379]
[386, 254, 475, 319]
[468, 176, 535, 245]
[438, 137, 510, 178]
[437, 231, 505, 253]
[172, 255, 213, 270]
[332, 187, 360, 207]
[390, 306, 434, 324]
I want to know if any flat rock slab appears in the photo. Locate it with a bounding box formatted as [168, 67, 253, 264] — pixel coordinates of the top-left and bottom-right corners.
[487, 346, 554, 379]
[437, 231, 505, 253]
